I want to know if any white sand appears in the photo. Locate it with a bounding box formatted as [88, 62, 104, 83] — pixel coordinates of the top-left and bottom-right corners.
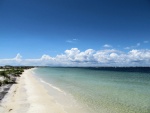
[0, 69, 67, 113]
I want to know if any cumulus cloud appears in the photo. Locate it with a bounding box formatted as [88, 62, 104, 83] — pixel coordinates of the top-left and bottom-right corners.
[0, 48, 150, 66]
[0, 53, 23, 66]
[41, 54, 54, 60]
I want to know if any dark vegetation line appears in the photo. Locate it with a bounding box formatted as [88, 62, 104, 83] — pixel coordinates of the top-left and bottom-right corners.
[0, 66, 34, 86]
[0, 66, 34, 101]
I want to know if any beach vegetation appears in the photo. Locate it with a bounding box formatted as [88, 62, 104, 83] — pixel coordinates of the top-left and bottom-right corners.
[0, 80, 2, 86]
[0, 71, 10, 79]
[2, 79, 9, 84]
[0, 66, 33, 86]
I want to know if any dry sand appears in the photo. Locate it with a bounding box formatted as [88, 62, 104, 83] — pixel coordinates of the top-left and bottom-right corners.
[0, 69, 67, 113]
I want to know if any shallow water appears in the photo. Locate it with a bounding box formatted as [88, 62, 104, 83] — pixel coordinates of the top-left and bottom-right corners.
[34, 67, 150, 113]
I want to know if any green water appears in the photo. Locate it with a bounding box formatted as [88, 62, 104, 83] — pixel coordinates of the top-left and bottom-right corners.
[34, 67, 150, 113]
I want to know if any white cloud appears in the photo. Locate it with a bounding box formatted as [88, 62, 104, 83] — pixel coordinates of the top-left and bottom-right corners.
[0, 48, 150, 66]
[66, 39, 78, 43]
[0, 53, 23, 66]
[124, 43, 140, 50]
[14, 53, 22, 60]
[103, 44, 112, 48]
[65, 48, 80, 56]
[41, 54, 54, 60]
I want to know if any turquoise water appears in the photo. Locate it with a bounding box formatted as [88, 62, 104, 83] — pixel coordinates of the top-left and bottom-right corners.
[34, 67, 150, 113]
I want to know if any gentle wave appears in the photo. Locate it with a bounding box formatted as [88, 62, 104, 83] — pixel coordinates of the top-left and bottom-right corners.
[39, 78, 66, 95]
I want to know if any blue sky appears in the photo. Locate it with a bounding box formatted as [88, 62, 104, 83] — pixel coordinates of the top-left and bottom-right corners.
[0, 0, 150, 66]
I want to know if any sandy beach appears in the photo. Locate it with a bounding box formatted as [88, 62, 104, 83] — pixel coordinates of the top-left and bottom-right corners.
[0, 69, 67, 113]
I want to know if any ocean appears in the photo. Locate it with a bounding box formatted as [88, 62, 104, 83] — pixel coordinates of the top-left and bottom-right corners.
[33, 67, 150, 113]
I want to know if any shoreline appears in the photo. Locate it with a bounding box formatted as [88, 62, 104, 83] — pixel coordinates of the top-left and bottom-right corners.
[0, 68, 70, 113]
[0, 70, 27, 113]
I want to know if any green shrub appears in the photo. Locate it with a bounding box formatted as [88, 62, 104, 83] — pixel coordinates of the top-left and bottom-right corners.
[2, 79, 9, 84]
[0, 71, 7, 76]
[0, 80, 2, 86]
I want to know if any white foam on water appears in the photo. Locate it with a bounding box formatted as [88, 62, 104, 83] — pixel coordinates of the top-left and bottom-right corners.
[39, 78, 66, 95]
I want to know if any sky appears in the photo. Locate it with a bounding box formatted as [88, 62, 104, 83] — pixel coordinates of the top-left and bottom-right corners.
[0, 0, 150, 66]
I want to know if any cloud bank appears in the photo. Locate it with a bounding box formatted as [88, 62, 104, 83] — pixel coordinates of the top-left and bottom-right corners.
[0, 48, 150, 66]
